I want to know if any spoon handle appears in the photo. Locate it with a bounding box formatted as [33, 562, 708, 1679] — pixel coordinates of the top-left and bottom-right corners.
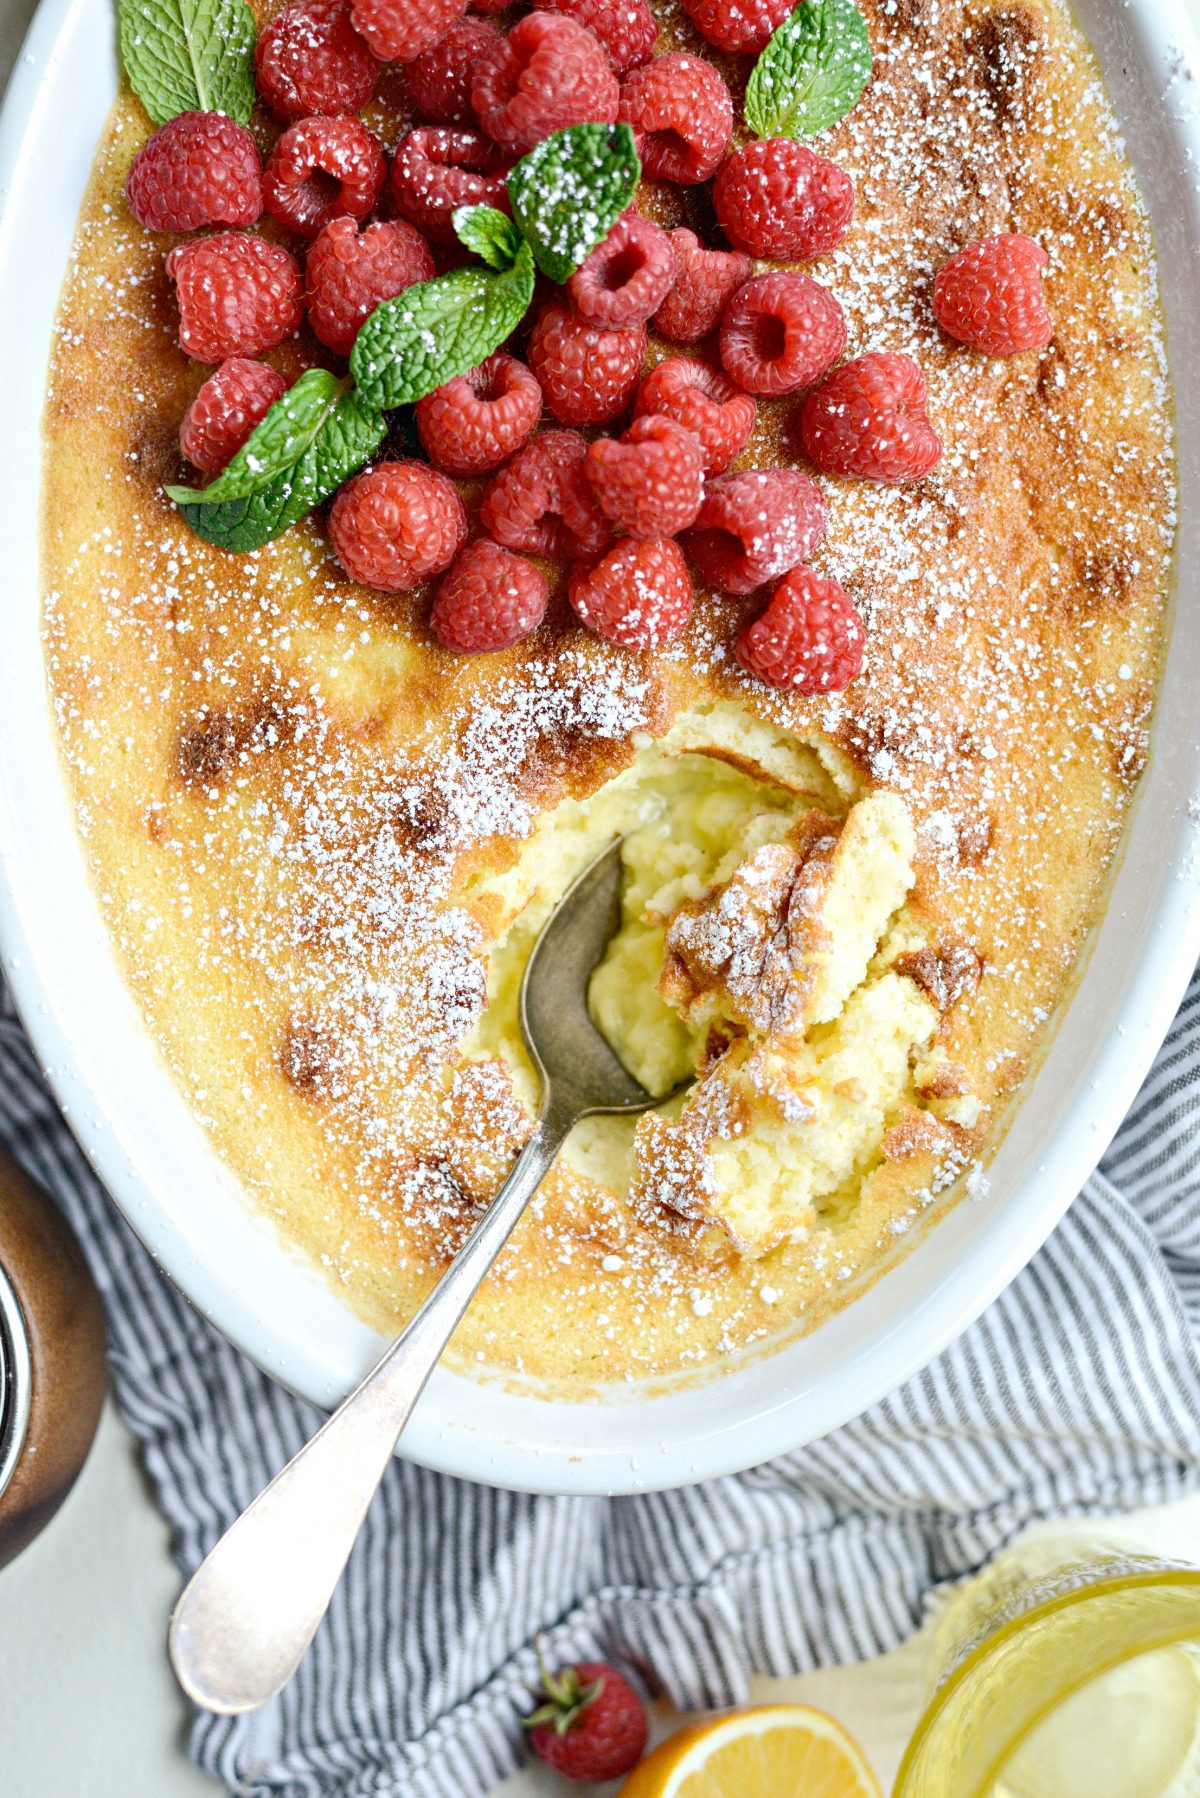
[168, 1102, 574, 1716]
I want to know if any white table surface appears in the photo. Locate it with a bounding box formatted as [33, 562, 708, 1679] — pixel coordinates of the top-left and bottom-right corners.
[3, 1396, 1200, 1797]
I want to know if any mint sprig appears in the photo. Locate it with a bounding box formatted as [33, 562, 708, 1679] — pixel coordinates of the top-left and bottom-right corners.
[171, 388, 386, 554]
[745, 0, 872, 142]
[118, 0, 256, 127]
[350, 242, 536, 411]
[507, 123, 641, 283]
[453, 205, 524, 272]
[167, 369, 352, 508]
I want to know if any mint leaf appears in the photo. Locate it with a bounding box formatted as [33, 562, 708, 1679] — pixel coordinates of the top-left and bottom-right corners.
[745, 0, 872, 141]
[453, 205, 524, 271]
[118, 0, 256, 126]
[507, 123, 640, 283]
[350, 242, 536, 410]
[170, 389, 385, 553]
[166, 369, 349, 507]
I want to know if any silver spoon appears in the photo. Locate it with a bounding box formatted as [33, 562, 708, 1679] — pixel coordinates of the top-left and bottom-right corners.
[169, 838, 658, 1714]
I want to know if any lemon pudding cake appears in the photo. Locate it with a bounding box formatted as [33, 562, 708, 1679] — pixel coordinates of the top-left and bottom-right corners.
[40, 0, 1174, 1385]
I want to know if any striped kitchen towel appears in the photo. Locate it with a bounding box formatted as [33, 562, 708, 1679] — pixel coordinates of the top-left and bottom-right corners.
[3, 971, 1200, 1797]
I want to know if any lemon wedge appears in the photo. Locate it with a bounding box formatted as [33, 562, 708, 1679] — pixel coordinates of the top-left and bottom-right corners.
[617, 1703, 882, 1798]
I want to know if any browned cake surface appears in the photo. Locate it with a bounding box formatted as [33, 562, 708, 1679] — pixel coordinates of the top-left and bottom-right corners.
[41, 0, 1173, 1387]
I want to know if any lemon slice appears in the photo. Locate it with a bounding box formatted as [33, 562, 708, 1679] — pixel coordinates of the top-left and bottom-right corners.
[617, 1703, 883, 1798]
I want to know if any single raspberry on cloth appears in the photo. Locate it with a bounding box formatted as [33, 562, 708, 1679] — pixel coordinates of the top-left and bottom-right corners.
[263, 116, 386, 239]
[652, 229, 752, 344]
[415, 353, 542, 475]
[471, 14, 619, 156]
[566, 211, 674, 329]
[431, 538, 549, 651]
[800, 351, 942, 482]
[526, 1660, 649, 1784]
[179, 358, 288, 474]
[586, 414, 704, 537]
[126, 112, 263, 234]
[481, 429, 611, 558]
[714, 139, 854, 261]
[569, 537, 693, 649]
[634, 357, 755, 474]
[404, 16, 502, 125]
[351, 0, 468, 63]
[306, 216, 435, 356]
[389, 128, 510, 244]
[933, 232, 1053, 355]
[329, 461, 467, 591]
[678, 0, 791, 54]
[737, 567, 865, 694]
[529, 304, 646, 426]
[167, 234, 305, 363]
[719, 271, 846, 397]
[535, 0, 656, 74]
[618, 53, 732, 184]
[254, 0, 380, 119]
[685, 466, 826, 593]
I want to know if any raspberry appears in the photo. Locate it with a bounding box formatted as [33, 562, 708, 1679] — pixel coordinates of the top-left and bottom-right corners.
[351, 0, 468, 63]
[328, 461, 467, 591]
[535, 0, 656, 74]
[685, 467, 826, 594]
[471, 14, 619, 157]
[306, 216, 434, 355]
[566, 210, 673, 329]
[179, 358, 288, 474]
[126, 112, 263, 234]
[714, 139, 854, 261]
[415, 352, 542, 474]
[736, 567, 865, 694]
[481, 429, 610, 558]
[263, 117, 386, 239]
[618, 53, 732, 185]
[678, 0, 791, 53]
[529, 304, 645, 426]
[634, 357, 755, 474]
[800, 351, 942, 483]
[653, 230, 751, 344]
[585, 414, 703, 539]
[569, 537, 693, 648]
[389, 128, 509, 245]
[167, 233, 305, 364]
[431, 538, 548, 650]
[404, 16, 502, 124]
[254, 1, 379, 120]
[932, 232, 1053, 356]
[719, 271, 846, 398]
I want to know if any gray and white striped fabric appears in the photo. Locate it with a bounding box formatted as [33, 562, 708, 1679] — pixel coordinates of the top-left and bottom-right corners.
[4, 973, 1200, 1797]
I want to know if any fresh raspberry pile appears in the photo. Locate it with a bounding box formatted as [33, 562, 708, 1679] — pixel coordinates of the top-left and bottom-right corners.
[933, 233, 1054, 355]
[800, 351, 943, 483]
[720, 271, 846, 397]
[254, 0, 379, 119]
[416, 352, 542, 474]
[263, 116, 386, 237]
[135, 0, 1055, 694]
[586, 414, 704, 538]
[389, 127, 509, 243]
[306, 216, 435, 355]
[736, 567, 865, 694]
[471, 13, 619, 155]
[180, 358, 289, 473]
[329, 461, 467, 590]
[618, 52, 732, 184]
[126, 112, 263, 233]
[566, 211, 673, 329]
[167, 234, 305, 362]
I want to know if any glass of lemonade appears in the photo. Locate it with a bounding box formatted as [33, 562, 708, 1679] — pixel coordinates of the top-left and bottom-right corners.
[893, 1550, 1200, 1797]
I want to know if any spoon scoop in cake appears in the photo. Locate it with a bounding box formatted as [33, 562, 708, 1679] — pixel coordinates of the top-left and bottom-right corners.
[168, 838, 662, 1714]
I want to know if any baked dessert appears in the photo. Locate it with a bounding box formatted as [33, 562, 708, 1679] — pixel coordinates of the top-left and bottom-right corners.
[42, 0, 1173, 1385]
